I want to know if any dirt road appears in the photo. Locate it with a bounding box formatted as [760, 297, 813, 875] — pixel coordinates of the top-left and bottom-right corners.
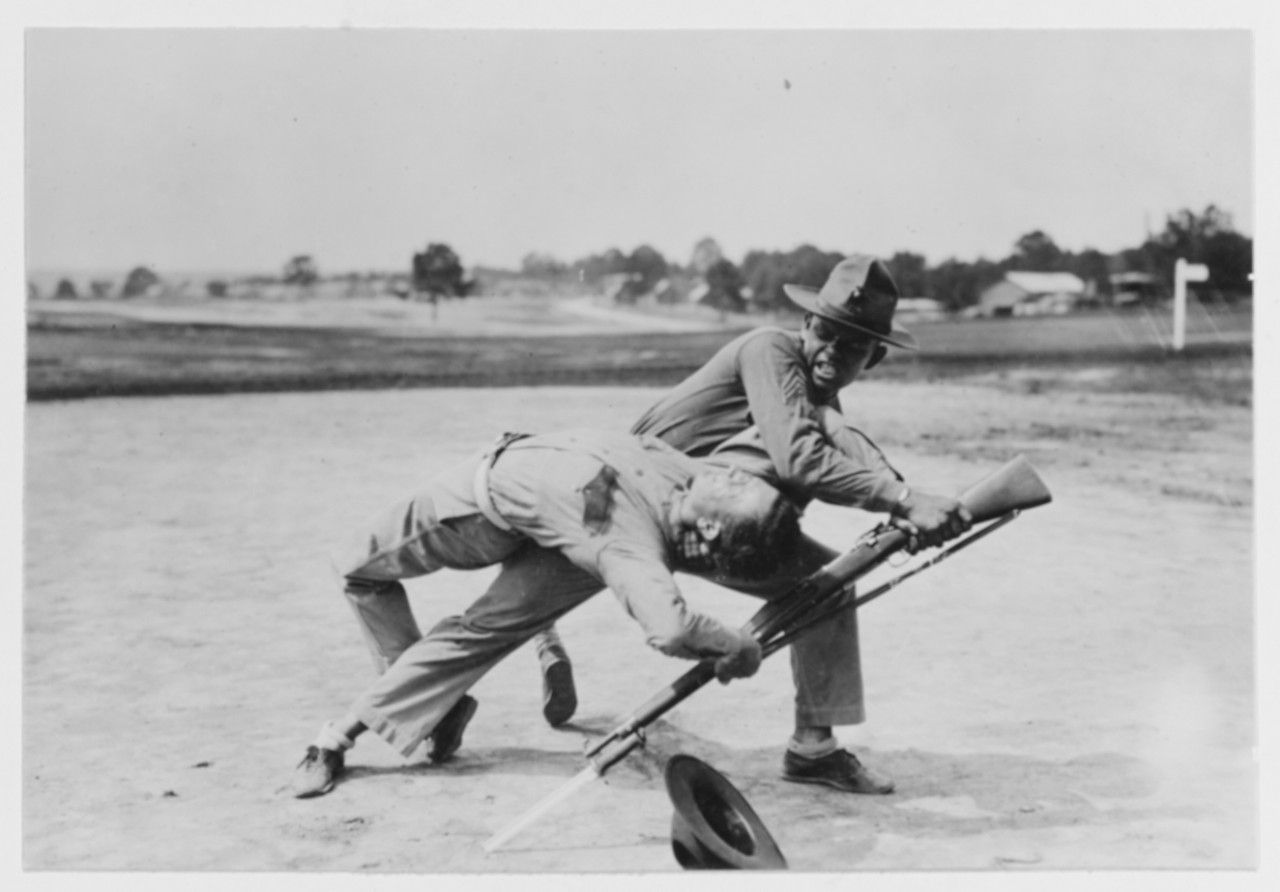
[23, 377, 1254, 872]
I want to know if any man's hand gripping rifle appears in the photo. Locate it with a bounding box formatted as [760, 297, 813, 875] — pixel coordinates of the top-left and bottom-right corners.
[483, 455, 1052, 853]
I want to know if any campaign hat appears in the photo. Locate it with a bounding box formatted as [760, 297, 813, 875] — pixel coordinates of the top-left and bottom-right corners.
[783, 254, 918, 350]
[665, 754, 788, 870]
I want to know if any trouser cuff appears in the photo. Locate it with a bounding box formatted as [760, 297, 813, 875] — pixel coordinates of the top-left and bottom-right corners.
[795, 705, 865, 727]
[355, 704, 424, 760]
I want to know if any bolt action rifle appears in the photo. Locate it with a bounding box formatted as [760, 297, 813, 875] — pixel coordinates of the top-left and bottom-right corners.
[483, 454, 1052, 853]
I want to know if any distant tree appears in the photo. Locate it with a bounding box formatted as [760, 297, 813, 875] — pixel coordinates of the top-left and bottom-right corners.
[1009, 230, 1064, 271]
[1150, 205, 1251, 297]
[788, 244, 844, 291]
[283, 254, 319, 287]
[702, 258, 747, 313]
[689, 237, 725, 276]
[27, 281, 41, 301]
[741, 252, 780, 312]
[1114, 244, 1159, 277]
[412, 242, 473, 298]
[1063, 248, 1112, 299]
[206, 279, 229, 298]
[574, 247, 629, 283]
[925, 257, 1002, 311]
[122, 266, 160, 298]
[521, 252, 567, 279]
[741, 251, 788, 313]
[626, 244, 669, 291]
[54, 278, 78, 300]
[89, 279, 115, 298]
[741, 245, 843, 312]
[1203, 229, 1252, 296]
[1153, 205, 1233, 259]
[884, 251, 928, 296]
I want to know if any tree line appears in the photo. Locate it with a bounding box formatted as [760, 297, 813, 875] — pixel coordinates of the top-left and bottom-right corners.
[34, 204, 1249, 310]
[519, 204, 1253, 312]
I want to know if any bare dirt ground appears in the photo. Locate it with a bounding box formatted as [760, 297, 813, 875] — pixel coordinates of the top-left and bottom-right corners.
[22, 359, 1255, 875]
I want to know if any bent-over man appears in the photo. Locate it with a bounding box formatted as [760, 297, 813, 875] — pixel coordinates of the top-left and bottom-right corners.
[292, 428, 801, 797]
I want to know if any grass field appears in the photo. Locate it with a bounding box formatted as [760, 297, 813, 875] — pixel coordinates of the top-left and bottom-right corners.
[25, 294, 1254, 404]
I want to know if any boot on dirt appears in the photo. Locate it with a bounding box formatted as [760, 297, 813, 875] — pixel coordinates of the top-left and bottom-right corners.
[292, 745, 345, 798]
[782, 748, 895, 795]
[535, 626, 577, 727]
[428, 694, 479, 763]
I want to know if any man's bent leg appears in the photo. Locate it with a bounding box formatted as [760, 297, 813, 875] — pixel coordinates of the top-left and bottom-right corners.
[719, 532, 888, 793]
[351, 546, 605, 759]
[788, 588, 865, 728]
[332, 472, 526, 673]
[344, 579, 422, 673]
[776, 536, 889, 794]
[533, 624, 577, 727]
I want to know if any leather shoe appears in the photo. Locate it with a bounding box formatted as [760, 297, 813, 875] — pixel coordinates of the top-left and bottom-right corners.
[782, 748, 895, 795]
[292, 745, 344, 798]
[541, 657, 578, 727]
[428, 695, 478, 763]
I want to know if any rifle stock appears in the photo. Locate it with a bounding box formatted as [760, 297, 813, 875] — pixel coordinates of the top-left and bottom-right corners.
[958, 454, 1052, 523]
[484, 455, 1051, 853]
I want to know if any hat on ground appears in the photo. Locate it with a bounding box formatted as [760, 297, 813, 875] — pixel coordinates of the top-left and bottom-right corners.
[783, 254, 918, 350]
[665, 754, 788, 870]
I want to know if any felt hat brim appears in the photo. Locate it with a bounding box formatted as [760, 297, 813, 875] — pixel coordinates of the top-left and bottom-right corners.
[665, 755, 788, 870]
[784, 283, 919, 351]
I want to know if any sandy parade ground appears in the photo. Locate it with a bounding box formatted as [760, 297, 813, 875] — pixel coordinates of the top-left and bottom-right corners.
[19, 296, 1262, 885]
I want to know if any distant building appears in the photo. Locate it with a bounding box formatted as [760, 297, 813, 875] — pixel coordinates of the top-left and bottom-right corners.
[895, 297, 948, 321]
[977, 271, 1087, 317]
[1108, 271, 1162, 306]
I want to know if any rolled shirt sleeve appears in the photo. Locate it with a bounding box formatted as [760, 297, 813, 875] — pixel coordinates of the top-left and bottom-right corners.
[505, 510, 743, 662]
[731, 333, 904, 511]
[594, 543, 745, 661]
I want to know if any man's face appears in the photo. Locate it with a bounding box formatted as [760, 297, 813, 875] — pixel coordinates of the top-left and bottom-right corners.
[799, 314, 882, 396]
[686, 466, 778, 524]
[672, 467, 776, 566]
[676, 467, 797, 578]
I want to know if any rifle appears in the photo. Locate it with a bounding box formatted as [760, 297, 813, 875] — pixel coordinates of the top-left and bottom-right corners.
[483, 455, 1052, 853]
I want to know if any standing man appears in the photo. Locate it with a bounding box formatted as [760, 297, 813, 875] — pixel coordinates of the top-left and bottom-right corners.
[292, 429, 802, 797]
[545, 254, 972, 794]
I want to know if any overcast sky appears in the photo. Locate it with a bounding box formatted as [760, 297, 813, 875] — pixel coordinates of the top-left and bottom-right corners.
[23, 26, 1256, 276]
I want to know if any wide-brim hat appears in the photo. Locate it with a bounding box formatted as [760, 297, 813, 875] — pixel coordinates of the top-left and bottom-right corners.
[783, 254, 918, 350]
[665, 754, 788, 870]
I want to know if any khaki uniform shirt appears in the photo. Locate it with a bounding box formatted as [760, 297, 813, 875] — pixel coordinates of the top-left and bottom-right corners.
[631, 327, 903, 511]
[487, 429, 743, 661]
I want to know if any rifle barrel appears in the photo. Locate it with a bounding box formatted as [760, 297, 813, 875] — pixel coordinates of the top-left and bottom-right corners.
[584, 660, 717, 758]
[483, 764, 602, 853]
[483, 456, 1051, 854]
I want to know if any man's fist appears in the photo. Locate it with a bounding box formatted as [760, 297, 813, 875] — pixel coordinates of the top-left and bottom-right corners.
[713, 630, 762, 683]
[891, 489, 974, 553]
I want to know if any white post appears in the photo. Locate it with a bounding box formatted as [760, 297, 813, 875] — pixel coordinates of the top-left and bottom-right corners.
[1173, 259, 1187, 351]
[1172, 259, 1210, 351]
